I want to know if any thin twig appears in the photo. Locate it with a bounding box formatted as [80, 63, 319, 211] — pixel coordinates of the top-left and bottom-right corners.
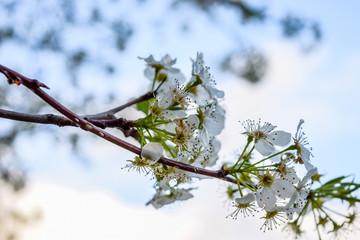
[87, 92, 154, 119]
[0, 64, 237, 184]
[87, 78, 165, 119]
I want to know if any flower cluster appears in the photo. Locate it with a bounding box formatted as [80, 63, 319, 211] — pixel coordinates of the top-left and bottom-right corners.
[225, 119, 319, 231]
[126, 53, 225, 208]
[123, 53, 360, 238]
[284, 174, 360, 239]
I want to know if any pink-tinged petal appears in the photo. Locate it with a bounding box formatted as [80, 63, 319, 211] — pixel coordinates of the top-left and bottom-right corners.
[267, 131, 291, 146]
[256, 187, 276, 211]
[255, 139, 275, 156]
[272, 179, 295, 199]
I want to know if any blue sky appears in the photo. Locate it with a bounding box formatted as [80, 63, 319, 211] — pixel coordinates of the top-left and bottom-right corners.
[1, 0, 360, 239]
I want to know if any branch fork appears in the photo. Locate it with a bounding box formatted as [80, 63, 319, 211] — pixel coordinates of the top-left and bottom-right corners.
[0, 64, 236, 184]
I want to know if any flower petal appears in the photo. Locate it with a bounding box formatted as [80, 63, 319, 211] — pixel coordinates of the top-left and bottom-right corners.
[267, 130, 291, 146]
[256, 187, 276, 211]
[235, 193, 255, 204]
[297, 188, 309, 207]
[187, 115, 200, 129]
[298, 168, 318, 188]
[300, 145, 311, 160]
[161, 110, 186, 120]
[259, 123, 276, 134]
[272, 179, 295, 199]
[284, 167, 300, 184]
[206, 85, 224, 98]
[255, 139, 275, 156]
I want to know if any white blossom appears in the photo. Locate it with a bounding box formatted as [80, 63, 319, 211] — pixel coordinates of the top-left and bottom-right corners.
[146, 188, 193, 209]
[260, 210, 287, 231]
[198, 101, 225, 143]
[256, 170, 296, 211]
[294, 119, 315, 170]
[191, 52, 224, 99]
[191, 137, 221, 167]
[227, 193, 257, 219]
[277, 160, 301, 184]
[287, 168, 318, 209]
[150, 95, 186, 120]
[243, 120, 291, 156]
[158, 81, 193, 109]
[140, 54, 186, 84]
[172, 116, 201, 152]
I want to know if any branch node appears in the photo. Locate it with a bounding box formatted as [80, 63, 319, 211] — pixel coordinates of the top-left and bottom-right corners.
[85, 123, 94, 131]
[26, 78, 50, 90]
[216, 169, 230, 178]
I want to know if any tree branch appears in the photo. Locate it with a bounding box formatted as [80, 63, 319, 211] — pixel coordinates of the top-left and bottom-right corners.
[0, 64, 237, 184]
[0, 109, 76, 127]
[0, 108, 141, 138]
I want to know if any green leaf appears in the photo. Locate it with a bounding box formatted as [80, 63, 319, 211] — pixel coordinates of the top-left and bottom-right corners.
[322, 176, 347, 187]
[136, 100, 150, 115]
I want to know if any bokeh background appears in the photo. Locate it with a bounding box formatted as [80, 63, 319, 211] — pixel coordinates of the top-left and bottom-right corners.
[0, 0, 360, 239]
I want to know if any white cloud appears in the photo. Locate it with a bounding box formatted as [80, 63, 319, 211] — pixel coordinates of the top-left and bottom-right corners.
[17, 179, 360, 240]
[17, 180, 288, 240]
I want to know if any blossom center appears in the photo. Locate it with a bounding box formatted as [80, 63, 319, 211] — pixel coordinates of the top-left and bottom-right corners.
[253, 130, 266, 140]
[150, 102, 162, 119]
[265, 210, 279, 219]
[261, 172, 274, 187]
[174, 131, 187, 146]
